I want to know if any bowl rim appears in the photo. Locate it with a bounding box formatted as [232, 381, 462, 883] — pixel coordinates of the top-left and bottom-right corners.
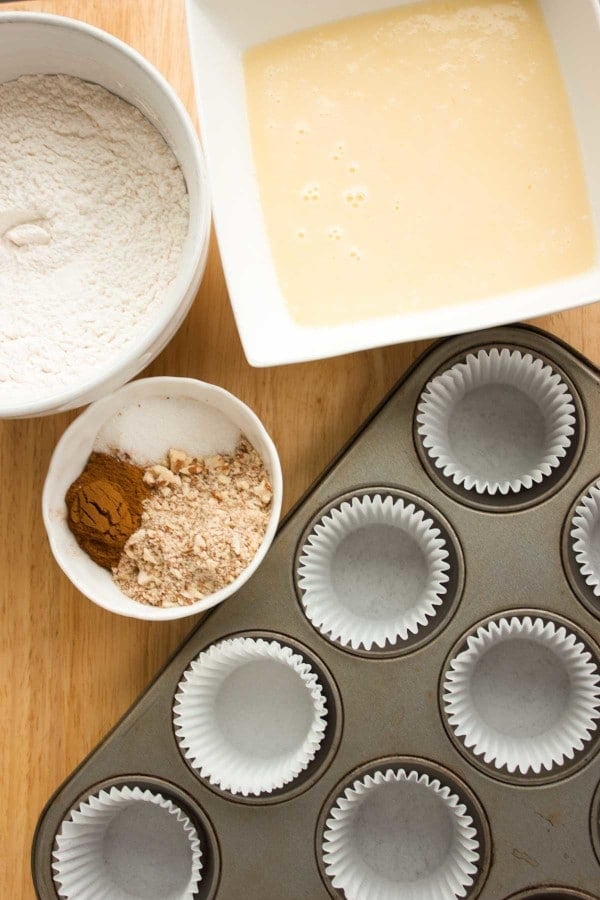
[41, 376, 283, 621]
[0, 12, 211, 418]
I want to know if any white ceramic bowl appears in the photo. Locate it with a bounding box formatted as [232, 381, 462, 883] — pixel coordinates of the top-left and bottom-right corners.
[42, 377, 283, 620]
[0, 13, 211, 418]
[186, 0, 600, 367]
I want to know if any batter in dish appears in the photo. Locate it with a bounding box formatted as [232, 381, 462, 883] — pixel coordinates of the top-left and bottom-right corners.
[244, 0, 594, 326]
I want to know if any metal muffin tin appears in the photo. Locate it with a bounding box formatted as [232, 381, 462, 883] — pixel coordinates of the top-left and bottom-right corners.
[33, 325, 600, 899]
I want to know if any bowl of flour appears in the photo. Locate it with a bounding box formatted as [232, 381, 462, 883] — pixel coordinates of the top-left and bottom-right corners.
[0, 13, 210, 417]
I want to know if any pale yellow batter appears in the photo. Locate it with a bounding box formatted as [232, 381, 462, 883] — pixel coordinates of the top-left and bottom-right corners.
[244, 0, 595, 327]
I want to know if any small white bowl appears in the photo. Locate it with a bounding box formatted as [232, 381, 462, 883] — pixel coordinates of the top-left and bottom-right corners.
[0, 13, 210, 418]
[42, 377, 282, 620]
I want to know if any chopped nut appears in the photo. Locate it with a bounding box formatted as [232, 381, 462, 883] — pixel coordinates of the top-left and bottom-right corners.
[180, 463, 201, 476]
[168, 449, 190, 474]
[148, 464, 181, 487]
[136, 570, 154, 586]
[114, 439, 272, 609]
[181, 587, 203, 601]
[252, 480, 273, 505]
[193, 534, 206, 554]
[142, 547, 158, 565]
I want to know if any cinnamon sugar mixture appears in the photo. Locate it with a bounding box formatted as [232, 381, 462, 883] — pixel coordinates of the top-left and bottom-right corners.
[114, 440, 272, 607]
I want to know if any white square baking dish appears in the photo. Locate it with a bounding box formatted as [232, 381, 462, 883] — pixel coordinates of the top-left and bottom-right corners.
[186, 0, 600, 367]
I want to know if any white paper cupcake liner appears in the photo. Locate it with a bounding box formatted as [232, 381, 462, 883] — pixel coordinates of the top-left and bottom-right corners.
[52, 785, 202, 900]
[416, 347, 576, 496]
[297, 493, 450, 650]
[443, 616, 600, 775]
[173, 636, 328, 796]
[322, 767, 480, 900]
[571, 480, 600, 598]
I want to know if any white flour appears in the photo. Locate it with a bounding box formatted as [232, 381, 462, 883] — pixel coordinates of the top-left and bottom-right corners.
[0, 74, 189, 404]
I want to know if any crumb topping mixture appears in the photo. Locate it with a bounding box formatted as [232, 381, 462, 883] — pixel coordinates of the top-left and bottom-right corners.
[114, 440, 272, 607]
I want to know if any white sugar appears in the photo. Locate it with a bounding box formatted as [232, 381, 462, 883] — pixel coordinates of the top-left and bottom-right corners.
[94, 396, 241, 465]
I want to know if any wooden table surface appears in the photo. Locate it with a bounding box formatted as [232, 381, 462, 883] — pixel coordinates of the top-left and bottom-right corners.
[1, 1, 599, 897]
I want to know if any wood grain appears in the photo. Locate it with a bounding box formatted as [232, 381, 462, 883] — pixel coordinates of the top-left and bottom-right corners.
[1, 2, 599, 897]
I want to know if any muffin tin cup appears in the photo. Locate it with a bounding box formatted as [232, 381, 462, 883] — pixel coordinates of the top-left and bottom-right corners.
[52, 783, 203, 900]
[173, 634, 330, 799]
[570, 480, 600, 596]
[415, 344, 584, 512]
[296, 489, 452, 652]
[317, 757, 491, 900]
[417, 346, 576, 495]
[564, 476, 600, 620]
[295, 487, 464, 658]
[441, 611, 600, 784]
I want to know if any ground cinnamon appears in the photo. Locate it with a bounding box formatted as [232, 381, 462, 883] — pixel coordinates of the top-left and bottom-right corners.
[65, 452, 150, 570]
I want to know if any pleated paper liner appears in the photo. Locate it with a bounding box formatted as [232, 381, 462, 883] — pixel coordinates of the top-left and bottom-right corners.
[295, 488, 464, 658]
[52, 782, 203, 900]
[441, 610, 600, 785]
[564, 475, 600, 620]
[415, 345, 583, 511]
[173, 633, 342, 801]
[317, 756, 491, 900]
